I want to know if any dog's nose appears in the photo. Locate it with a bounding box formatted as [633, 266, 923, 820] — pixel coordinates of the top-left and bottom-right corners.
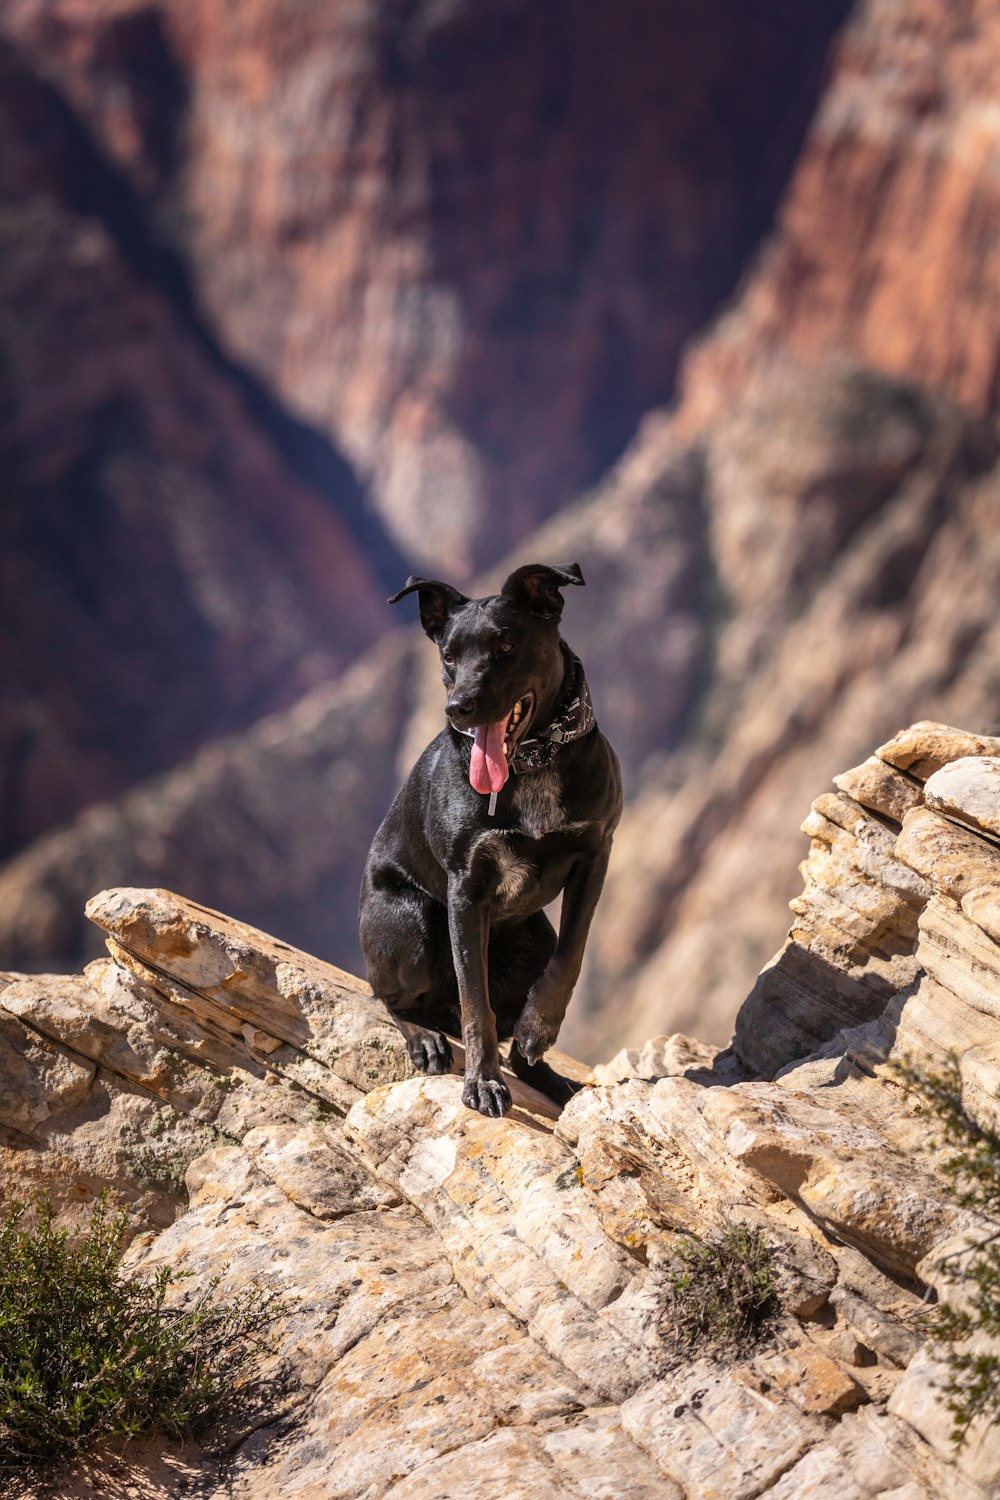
[446, 694, 476, 720]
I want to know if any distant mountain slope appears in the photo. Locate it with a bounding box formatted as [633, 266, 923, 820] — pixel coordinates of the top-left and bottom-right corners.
[678, 0, 1000, 435]
[5, 0, 848, 574]
[0, 38, 387, 858]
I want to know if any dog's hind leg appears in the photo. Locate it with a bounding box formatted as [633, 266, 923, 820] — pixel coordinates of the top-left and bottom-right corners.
[359, 876, 455, 1075]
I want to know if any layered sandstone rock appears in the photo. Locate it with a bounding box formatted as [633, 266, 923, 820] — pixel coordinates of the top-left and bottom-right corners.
[5, 734, 1000, 1497]
[735, 722, 1000, 1080]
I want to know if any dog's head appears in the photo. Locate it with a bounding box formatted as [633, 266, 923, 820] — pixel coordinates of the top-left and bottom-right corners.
[388, 563, 584, 794]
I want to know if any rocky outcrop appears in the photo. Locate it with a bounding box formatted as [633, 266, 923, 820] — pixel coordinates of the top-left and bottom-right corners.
[735, 722, 1000, 1081]
[4, 0, 847, 575]
[4, 730, 1000, 1497]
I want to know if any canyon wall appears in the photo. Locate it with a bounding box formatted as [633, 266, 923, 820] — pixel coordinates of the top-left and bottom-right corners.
[4, 0, 847, 574]
[0, 34, 387, 858]
[678, 0, 1000, 435]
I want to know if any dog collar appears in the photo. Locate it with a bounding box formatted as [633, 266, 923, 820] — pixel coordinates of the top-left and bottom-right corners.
[510, 654, 596, 771]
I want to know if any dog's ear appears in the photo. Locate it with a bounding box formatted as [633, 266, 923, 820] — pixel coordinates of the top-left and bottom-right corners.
[388, 576, 469, 642]
[500, 563, 585, 620]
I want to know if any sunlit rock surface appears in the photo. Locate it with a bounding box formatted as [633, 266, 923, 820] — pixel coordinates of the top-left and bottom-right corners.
[5, 731, 1000, 1497]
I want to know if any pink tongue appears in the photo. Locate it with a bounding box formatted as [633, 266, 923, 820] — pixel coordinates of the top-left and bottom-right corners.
[470, 718, 510, 795]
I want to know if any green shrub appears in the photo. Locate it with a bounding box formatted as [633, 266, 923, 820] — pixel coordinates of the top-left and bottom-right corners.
[0, 1194, 288, 1471]
[659, 1222, 779, 1359]
[898, 1056, 1000, 1446]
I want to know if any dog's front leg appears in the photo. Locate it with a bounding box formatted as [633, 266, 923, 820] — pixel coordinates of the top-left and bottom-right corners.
[513, 844, 612, 1066]
[448, 885, 511, 1117]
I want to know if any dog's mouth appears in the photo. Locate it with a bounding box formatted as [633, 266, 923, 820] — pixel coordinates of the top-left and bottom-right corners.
[469, 693, 535, 796]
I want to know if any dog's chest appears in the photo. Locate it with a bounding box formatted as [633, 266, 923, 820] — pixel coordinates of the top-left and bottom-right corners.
[470, 768, 586, 911]
[511, 766, 570, 837]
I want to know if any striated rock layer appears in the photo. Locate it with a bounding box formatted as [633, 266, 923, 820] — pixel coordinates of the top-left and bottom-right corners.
[4, 727, 1000, 1497]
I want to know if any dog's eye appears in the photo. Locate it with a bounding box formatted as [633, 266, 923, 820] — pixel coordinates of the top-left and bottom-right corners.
[495, 641, 514, 656]
[442, 649, 455, 667]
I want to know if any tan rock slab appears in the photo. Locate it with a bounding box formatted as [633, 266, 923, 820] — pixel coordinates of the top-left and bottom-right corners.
[86, 888, 567, 1122]
[895, 806, 1000, 903]
[86, 887, 411, 1077]
[592, 1032, 719, 1085]
[702, 1084, 967, 1278]
[135, 1144, 607, 1500]
[619, 1357, 825, 1500]
[834, 756, 925, 825]
[961, 885, 1000, 946]
[876, 723, 1000, 782]
[735, 940, 910, 1081]
[381, 1415, 681, 1500]
[242, 1121, 402, 1217]
[557, 1076, 782, 1263]
[734, 793, 929, 1078]
[924, 755, 1000, 839]
[891, 973, 1000, 1077]
[764, 1409, 932, 1500]
[828, 1285, 922, 1371]
[2, 960, 266, 1119]
[346, 1075, 658, 1402]
[889, 1346, 1000, 1495]
[753, 1342, 866, 1417]
[0, 982, 96, 1130]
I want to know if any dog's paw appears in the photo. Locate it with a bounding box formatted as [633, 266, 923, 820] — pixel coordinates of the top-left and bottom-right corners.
[407, 1028, 452, 1075]
[512, 1011, 559, 1069]
[462, 1074, 512, 1118]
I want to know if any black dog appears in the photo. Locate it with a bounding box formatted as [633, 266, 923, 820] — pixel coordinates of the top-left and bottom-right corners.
[359, 562, 622, 1117]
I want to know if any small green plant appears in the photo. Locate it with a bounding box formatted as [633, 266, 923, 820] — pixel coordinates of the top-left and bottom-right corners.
[0, 1194, 289, 1472]
[659, 1222, 779, 1360]
[896, 1056, 1000, 1446]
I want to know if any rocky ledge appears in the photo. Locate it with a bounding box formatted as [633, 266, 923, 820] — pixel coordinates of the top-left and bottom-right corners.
[3, 722, 1000, 1498]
